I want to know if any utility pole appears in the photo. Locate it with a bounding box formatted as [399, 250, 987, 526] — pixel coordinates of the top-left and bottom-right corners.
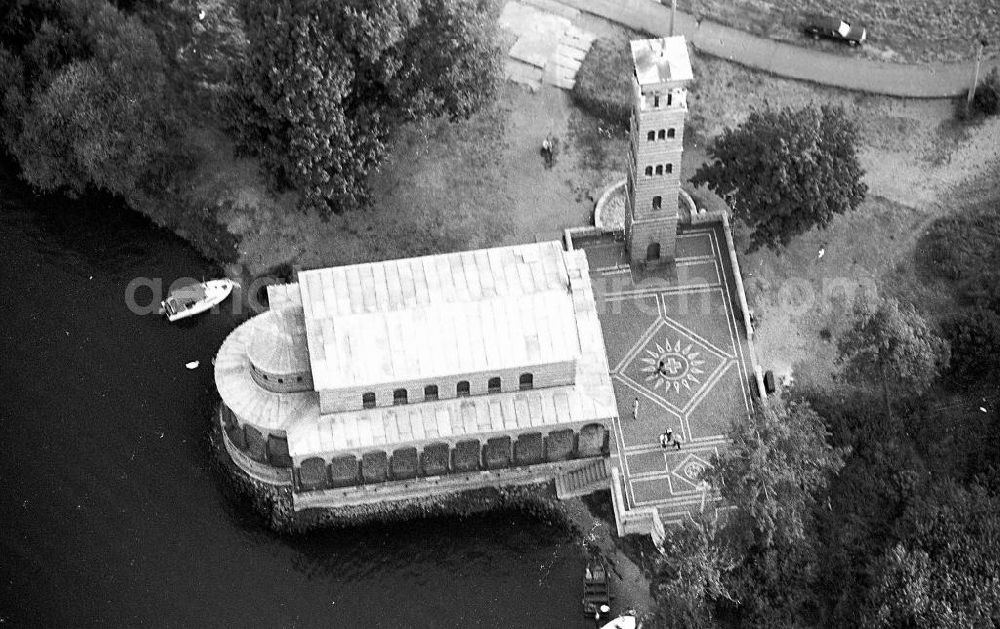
[968, 38, 987, 108]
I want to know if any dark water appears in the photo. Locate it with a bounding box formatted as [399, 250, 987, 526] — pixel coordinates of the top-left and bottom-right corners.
[0, 166, 589, 627]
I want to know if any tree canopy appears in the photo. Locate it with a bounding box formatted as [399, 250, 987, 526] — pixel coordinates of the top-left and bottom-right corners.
[865, 480, 1000, 628]
[230, 0, 502, 213]
[0, 0, 175, 199]
[705, 399, 848, 549]
[686, 399, 847, 627]
[837, 296, 950, 416]
[690, 105, 867, 251]
[651, 517, 736, 629]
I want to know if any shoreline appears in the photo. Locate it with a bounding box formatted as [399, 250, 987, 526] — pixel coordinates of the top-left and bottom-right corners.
[206, 413, 657, 617]
[132, 190, 241, 270]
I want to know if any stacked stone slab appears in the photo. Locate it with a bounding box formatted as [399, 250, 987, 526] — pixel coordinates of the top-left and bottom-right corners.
[625, 37, 693, 265]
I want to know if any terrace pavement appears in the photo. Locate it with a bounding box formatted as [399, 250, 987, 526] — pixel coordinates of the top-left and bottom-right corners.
[580, 225, 755, 525]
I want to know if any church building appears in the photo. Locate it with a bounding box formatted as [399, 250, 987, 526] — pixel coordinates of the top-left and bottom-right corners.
[214, 242, 617, 508]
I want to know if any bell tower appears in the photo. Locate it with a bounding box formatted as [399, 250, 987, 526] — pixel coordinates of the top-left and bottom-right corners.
[625, 37, 693, 265]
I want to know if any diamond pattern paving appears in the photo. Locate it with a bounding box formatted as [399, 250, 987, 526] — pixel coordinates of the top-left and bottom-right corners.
[615, 317, 730, 416]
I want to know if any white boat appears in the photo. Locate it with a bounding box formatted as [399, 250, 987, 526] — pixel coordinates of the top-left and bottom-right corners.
[599, 613, 637, 629]
[160, 279, 236, 322]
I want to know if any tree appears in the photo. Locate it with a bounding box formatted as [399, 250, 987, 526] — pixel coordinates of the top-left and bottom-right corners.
[837, 296, 950, 419]
[703, 399, 848, 628]
[690, 105, 867, 251]
[865, 481, 1000, 628]
[0, 0, 175, 199]
[706, 399, 848, 549]
[396, 0, 502, 121]
[651, 516, 737, 628]
[230, 0, 502, 213]
[231, 0, 412, 212]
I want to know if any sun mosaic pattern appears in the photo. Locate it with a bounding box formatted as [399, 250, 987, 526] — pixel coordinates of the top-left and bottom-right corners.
[639, 336, 707, 395]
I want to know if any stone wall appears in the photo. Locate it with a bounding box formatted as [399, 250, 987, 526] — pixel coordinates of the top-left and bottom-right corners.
[211, 416, 580, 535]
[288, 422, 609, 495]
[219, 408, 293, 486]
[293, 457, 605, 512]
[221, 403, 292, 469]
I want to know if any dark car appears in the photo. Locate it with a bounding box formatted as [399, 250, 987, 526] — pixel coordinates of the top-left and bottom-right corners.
[803, 14, 867, 45]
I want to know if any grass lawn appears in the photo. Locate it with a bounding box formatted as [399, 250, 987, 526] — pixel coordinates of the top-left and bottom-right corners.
[687, 52, 1000, 389]
[675, 0, 999, 63]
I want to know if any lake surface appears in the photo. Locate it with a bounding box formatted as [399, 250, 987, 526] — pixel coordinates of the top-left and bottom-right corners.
[0, 165, 589, 627]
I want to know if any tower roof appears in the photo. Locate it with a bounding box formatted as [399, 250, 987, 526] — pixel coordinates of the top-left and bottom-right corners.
[630, 36, 693, 86]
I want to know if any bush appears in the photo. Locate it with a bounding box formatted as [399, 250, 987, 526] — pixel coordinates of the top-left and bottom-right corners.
[973, 67, 1000, 117]
[919, 199, 1000, 310]
[570, 37, 633, 128]
[957, 67, 1000, 121]
[942, 309, 1000, 386]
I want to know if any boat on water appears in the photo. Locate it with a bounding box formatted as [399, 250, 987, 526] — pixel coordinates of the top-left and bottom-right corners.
[599, 613, 638, 629]
[583, 558, 611, 620]
[160, 278, 236, 322]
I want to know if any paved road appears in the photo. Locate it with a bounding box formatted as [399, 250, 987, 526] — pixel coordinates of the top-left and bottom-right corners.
[556, 0, 1000, 98]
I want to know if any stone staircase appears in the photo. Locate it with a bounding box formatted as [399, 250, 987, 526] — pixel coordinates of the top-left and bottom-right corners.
[555, 457, 610, 499]
[500, 0, 595, 91]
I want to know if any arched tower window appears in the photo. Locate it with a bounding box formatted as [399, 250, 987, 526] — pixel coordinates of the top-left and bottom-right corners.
[652, 196, 662, 210]
[657, 129, 665, 140]
[457, 381, 470, 397]
[655, 165, 663, 175]
[647, 242, 661, 261]
[488, 377, 502, 393]
[519, 373, 534, 390]
[644, 166, 653, 177]
[665, 163, 673, 173]
[393, 389, 408, 405]
[667, 128, 676, 138]
[424, 384, 439, 401]
[646, 131, 655, 141]
[362, 392, 376, 409]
